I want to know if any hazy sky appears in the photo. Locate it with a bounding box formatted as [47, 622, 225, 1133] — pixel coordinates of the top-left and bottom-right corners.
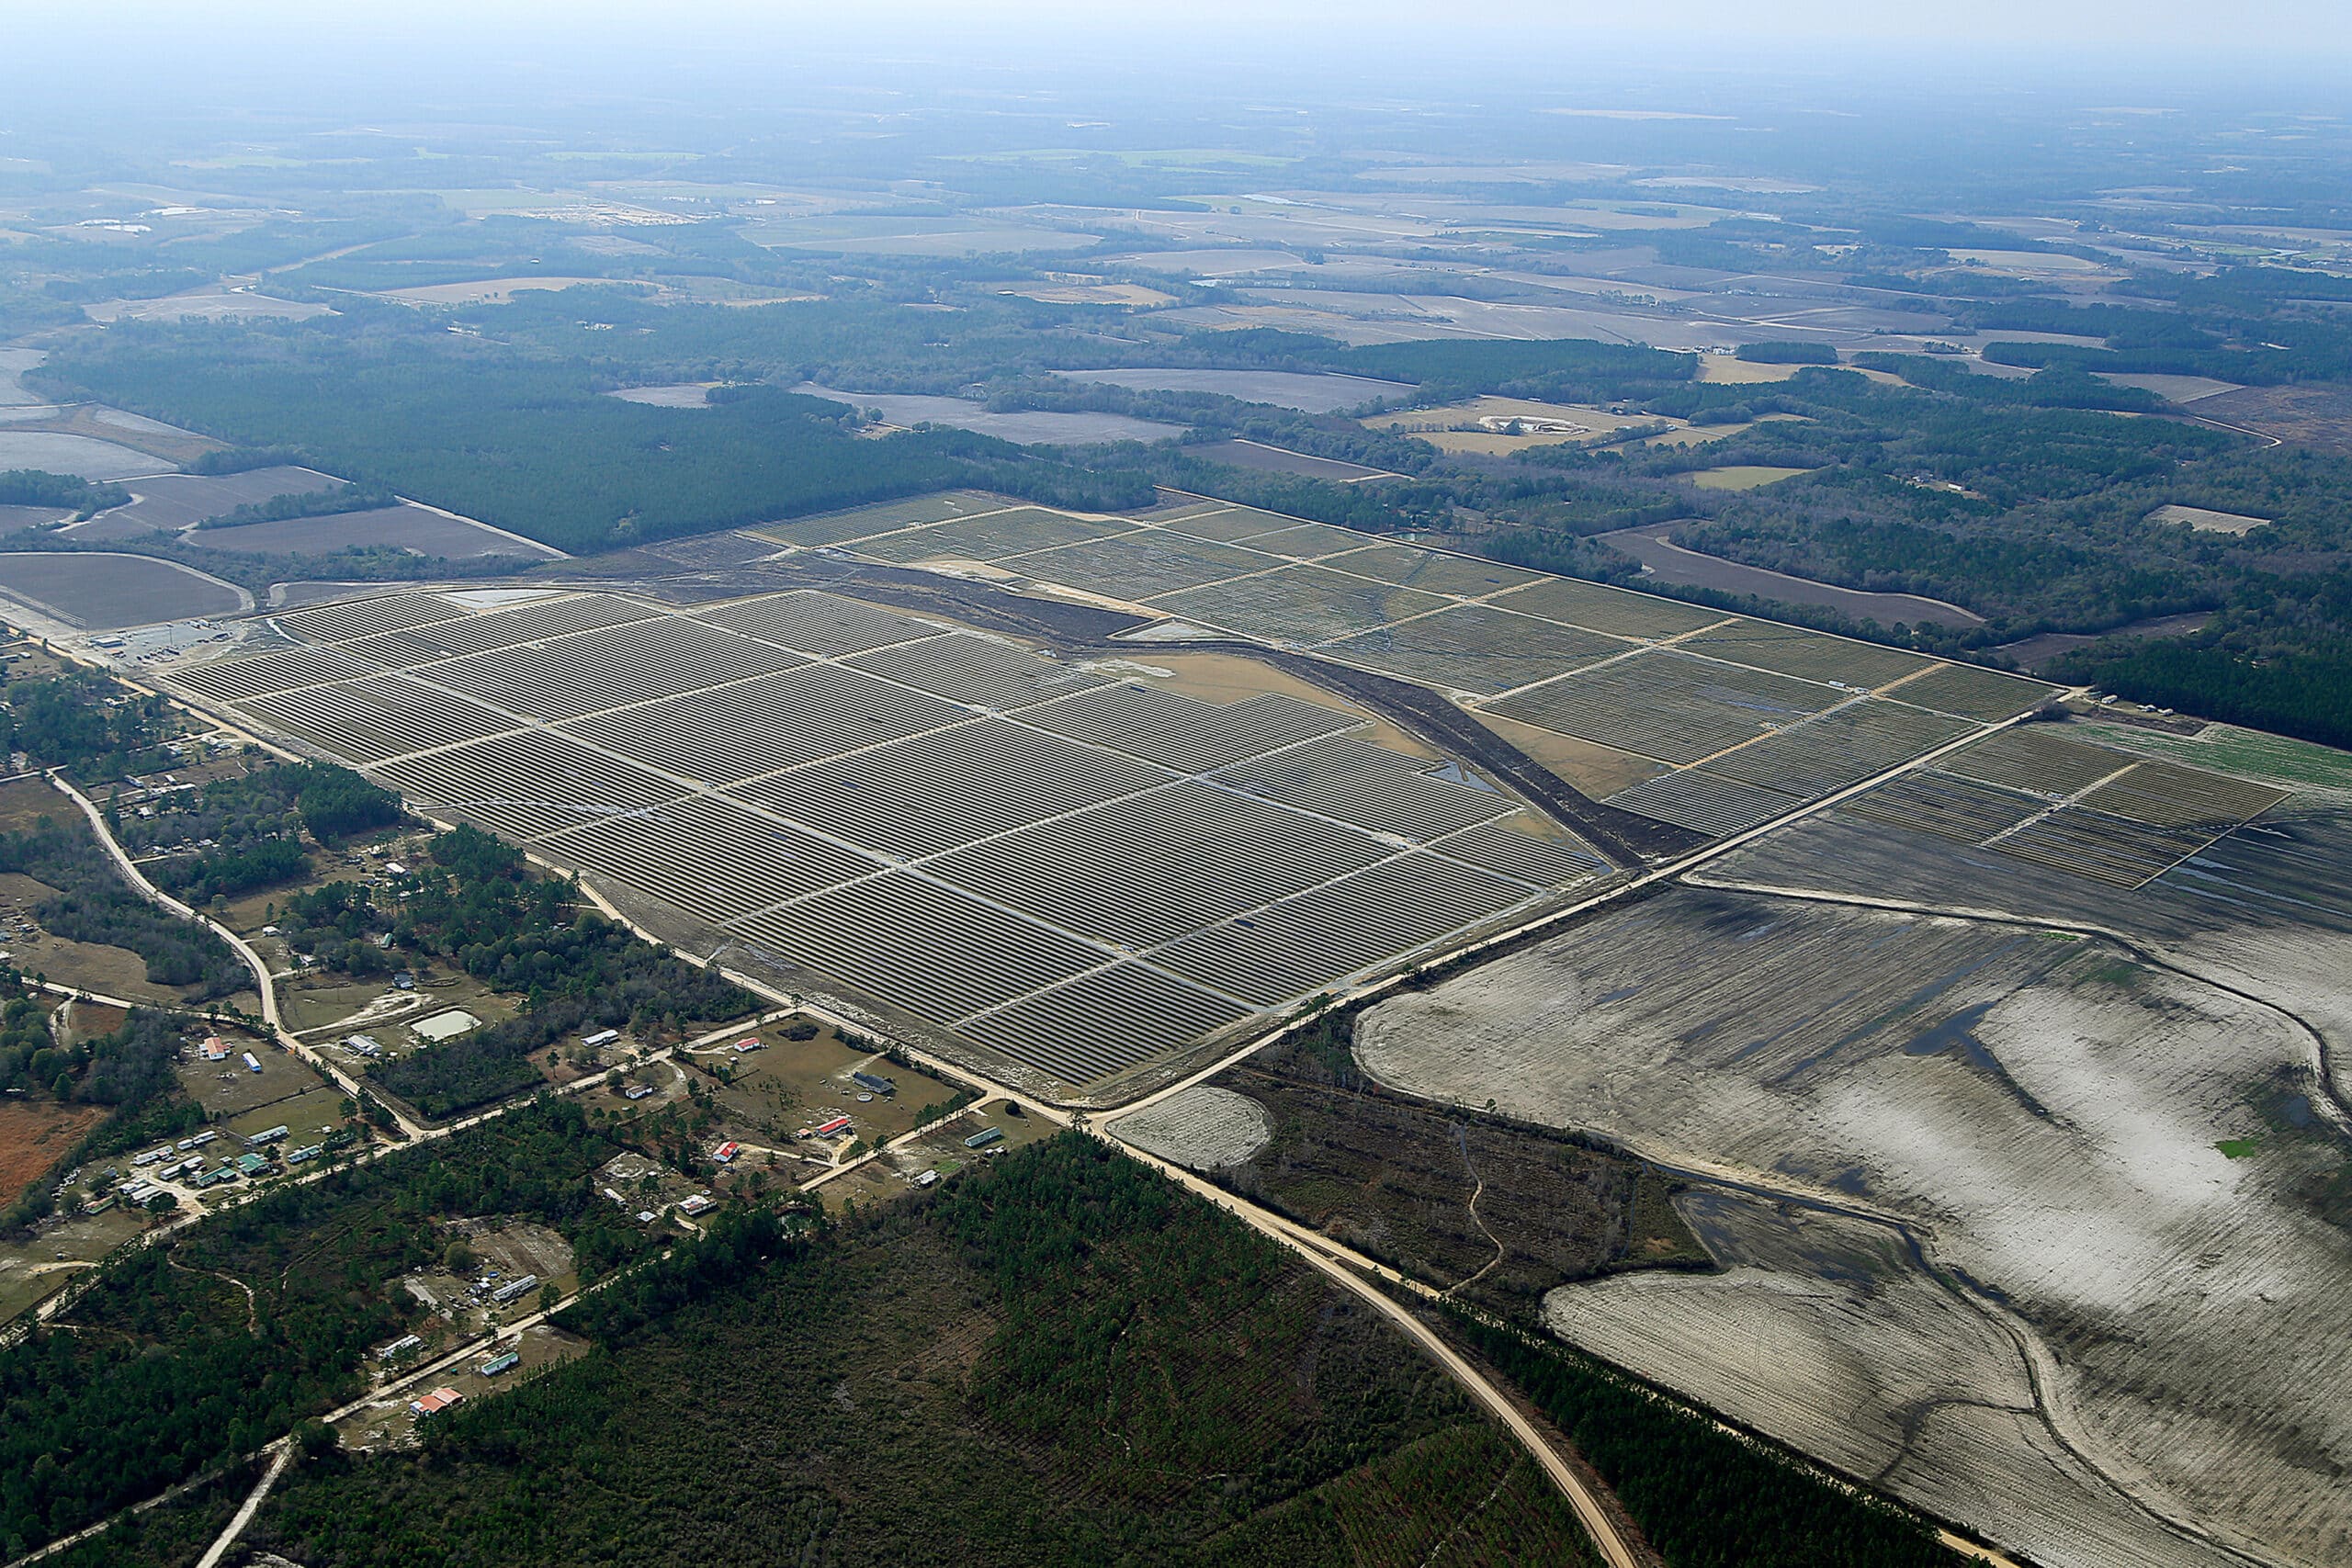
[5, 0, 2346, 125]
[16, 0, 2352, 62]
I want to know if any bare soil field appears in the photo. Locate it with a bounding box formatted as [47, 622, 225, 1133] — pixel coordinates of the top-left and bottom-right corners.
[1356, 863, 2352, 1567]
[1056, 367, 1413, 412]
[2095, 372, 2241, 404]
[1688, 464, 1814, 491]
[2147, 502, 2268, 535]
[1468, 710, 1666, 798]
[791, 385, 1186, 446]
[1110, 1085, 1270, 1169]
[0, 1206, 144, 1325]
[369, 276, 625, 305]
[0, 551, 244, 627]
[1599, 522, 1985, 628]
[0, 349, 44, 405]
[2192, 383, 2352, 452]
[66, 466, 339, 537]
[998, 281, 1176, 307]
[1098, 649, 1439, 759]
[0, 1101, 106, 1208]
[1186, 438, 1401, 481]
[604, 383, 716, 408]
[0, 432, 170, 482]
[1995, 610, 2213, 671]
[188, 503, 559, 559]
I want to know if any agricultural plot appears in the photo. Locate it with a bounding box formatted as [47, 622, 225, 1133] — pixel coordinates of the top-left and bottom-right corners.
[1150, 565, 1452, 644]
[72, 466, 338, 536]
[1320, 604, 1634, 694]
[1486, 649, 1839, 765]
[0, 432, 166, 481]
[189, 504, 559, 561]
[1052, 367, 1413, 412]
[0, 552, 243, 627]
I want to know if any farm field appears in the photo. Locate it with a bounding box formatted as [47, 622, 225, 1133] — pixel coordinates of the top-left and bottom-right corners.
[1053, 366, 1412, 411]
[1356, 882, 2351, 1568]
[0, 552, 245, 627]
[789, 385, 1185, 446]
[1689, 463, 1814, 490]
[1183, 437, 1401, 481]
[63, 466, 339, 537]
[2147, 502, 2268, 535]
[0, 432, 168, 481]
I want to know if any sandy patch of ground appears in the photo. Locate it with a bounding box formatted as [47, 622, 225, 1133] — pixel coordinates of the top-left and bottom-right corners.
[1366, 395, 1679, 455]
[2147, 503, 2268, 535]
[1358, 887, 2352, 1568]
[1688, 465, 1814, 491]
[1469, 710, 1665, 797]
[1128, 649, 1438, 760]
[1112, 1085, 1271, 1169]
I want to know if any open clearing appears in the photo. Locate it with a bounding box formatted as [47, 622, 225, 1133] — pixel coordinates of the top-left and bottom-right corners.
[2147, 502, 2268, 535]
[1688, 464, 1814, 491]
[0, 432, 170, 481]
[368, 276, 627, 305]
[1599, 522, 1985, 628]
[187, 504, 560, 559]
[1367, 396, 1678, 454]
[1057, 367, 1410, 411]
[65, 466, 339, 538]
[0, 1101, 106, 1209]
[1358, 883, 2352, 1568]
[792, 385, 1185, 446]
[1185, 438, 1401, 480]
[0, 552, 245, 627]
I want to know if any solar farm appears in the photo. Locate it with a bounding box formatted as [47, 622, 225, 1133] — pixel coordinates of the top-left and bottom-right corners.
[167, 581, 1606, 1094]
[157, 491, 2291, 1094]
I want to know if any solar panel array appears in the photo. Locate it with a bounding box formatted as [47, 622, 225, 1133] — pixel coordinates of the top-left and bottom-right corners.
[769, 494, 2064, 838]
[179, 586, 1598, 1091]
[1833, 728, 2293, 887]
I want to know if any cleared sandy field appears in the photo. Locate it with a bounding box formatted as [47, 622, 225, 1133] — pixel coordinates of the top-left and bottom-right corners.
[1368, 396, 1677, 455]
[2148, 503, 2268, 535]
[1057, 367, 1414, 412]
[1111, 1084, 1271, 1169]
[0, 1101, 106, 1209]
[0, 432, 169, 482]
[1356, 870, 2352, 1568]
[1688, 465, 1813, 491]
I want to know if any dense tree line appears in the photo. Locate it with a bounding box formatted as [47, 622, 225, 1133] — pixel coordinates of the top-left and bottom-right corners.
[3, 673, 176, 781]
[247, 1134, 1590, 1566]
[0, 470, 128, 515]
[1454, 1315, 1959, 1568]
[40, 314, 1151, 554]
